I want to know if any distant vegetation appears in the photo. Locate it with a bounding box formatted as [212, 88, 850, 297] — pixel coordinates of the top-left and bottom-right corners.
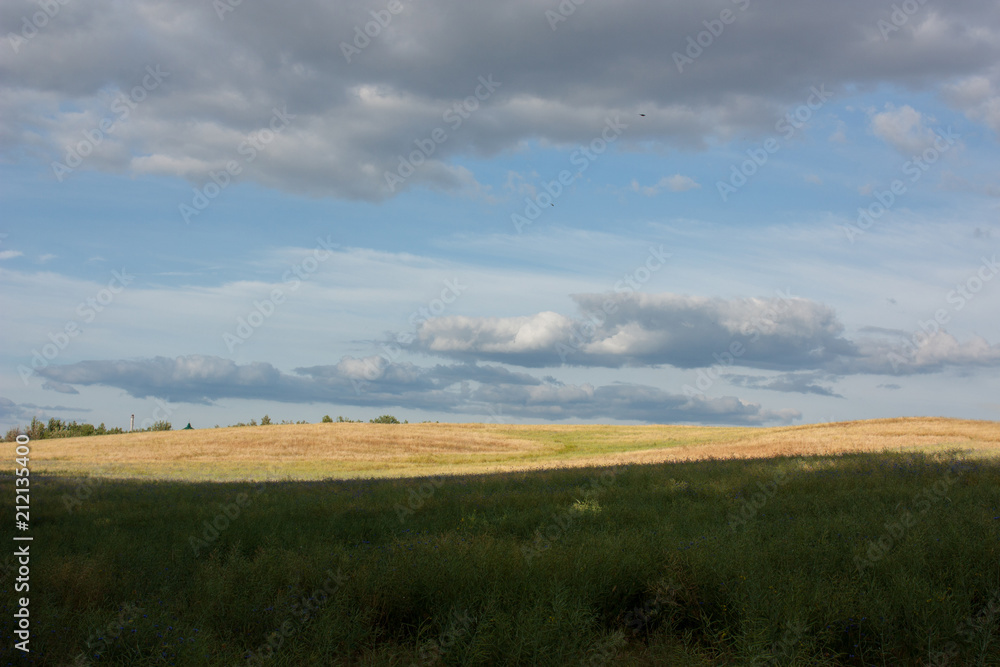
[2, 417, 170, 441]
[369, 414, 405, 424]
[322, 414, 407, 424]
[4, 413, 412, 439]
[225, 414, 407, 427]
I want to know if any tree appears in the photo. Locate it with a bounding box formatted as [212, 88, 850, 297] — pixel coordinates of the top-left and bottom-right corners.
[149, 420, 172, 431]
[369, 415, 400, 424]
[321, 415, 333, 423]
[260, 414, 272, 425]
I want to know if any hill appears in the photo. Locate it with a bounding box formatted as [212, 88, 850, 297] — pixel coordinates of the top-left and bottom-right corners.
[27, 416, 1000, 481]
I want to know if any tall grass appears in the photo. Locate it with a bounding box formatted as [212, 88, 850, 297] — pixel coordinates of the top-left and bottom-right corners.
[2, 449, 998, 665]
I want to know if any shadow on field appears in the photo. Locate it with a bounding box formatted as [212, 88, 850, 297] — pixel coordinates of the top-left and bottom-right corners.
[2, 449, 998, 665]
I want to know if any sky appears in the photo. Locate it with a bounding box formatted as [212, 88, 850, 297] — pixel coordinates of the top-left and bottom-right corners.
[1, 0, 999, 431]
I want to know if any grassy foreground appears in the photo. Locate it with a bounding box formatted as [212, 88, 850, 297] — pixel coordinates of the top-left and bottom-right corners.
[2, 423, 1000, 665]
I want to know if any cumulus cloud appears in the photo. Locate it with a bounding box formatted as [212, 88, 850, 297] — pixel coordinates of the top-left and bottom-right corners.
[407, 291, 857, 370]
[944, 71, 1000, 133]
[404, 291, 1000, 381]
[843, 329, 1000, 375]
[33, 355, 799, 425]
[870, 104, 939, 155]
[2, 0, 1000, 200]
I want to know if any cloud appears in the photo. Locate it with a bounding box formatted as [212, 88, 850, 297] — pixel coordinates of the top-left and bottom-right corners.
[405, 291, 1000, 382]
[944, 71, 1000, 133]
[3, 0, 1000, 200]
[41, 381, 80, 394]
[842, 329, 1000, 375]
[33, 354, 799, 425]
[0, 397, 32, 422]
[870, 104, 938, 155]
[629, 174, 700, 196]
[407, 291, 857, 370]
[0, 397, 90, 424]
[0, 250, 24, 260]
[829, 120, 847, 143]
[724, 372, 844, 398]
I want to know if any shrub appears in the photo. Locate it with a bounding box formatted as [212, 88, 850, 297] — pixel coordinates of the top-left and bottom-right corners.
[369, 415, 400, 424]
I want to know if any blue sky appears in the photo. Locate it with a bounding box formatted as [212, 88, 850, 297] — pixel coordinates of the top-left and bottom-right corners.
[2, 0, 999, 430]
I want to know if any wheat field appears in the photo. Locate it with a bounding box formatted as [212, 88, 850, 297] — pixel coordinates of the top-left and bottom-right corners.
[26, 416, 1000, 481]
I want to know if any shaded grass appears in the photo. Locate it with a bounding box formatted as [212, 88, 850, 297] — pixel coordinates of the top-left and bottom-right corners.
[2, 449, 1000, 665]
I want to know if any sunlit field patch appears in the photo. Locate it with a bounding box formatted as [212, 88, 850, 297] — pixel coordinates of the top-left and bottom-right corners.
[24, 417, 1000, 482]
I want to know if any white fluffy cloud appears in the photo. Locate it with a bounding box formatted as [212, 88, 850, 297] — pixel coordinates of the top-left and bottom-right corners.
[870, 104, 939, 155]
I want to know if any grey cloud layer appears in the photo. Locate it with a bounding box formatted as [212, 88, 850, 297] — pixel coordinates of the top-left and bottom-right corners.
[405, 291, 1000, 376]
[33, 354, 797, 425]
[3, 0, 1000, 199]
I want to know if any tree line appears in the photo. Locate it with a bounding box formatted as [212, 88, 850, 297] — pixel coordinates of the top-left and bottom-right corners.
[3, 417, 171, 442]
[3, 413, 413, 441]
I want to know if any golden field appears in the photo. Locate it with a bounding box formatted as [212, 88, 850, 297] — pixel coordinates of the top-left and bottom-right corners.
[22, 416, 1000, 481]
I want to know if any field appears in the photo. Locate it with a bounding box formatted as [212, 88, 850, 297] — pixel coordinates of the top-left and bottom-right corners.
[2, 418, 1000, 665]
[23, 417, 1000, 481]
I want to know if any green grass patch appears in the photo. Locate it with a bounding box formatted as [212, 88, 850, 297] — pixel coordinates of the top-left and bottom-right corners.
[3, 450, 999, 665]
